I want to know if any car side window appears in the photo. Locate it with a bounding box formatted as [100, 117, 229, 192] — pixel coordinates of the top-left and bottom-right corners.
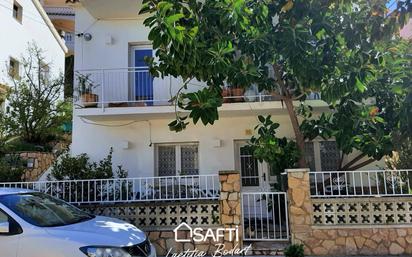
[0, 208, 22, 236]
[0, 210, 7, 223]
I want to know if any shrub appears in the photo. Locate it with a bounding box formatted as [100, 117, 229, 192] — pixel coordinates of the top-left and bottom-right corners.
[284, 244, 305, 257]
[49, 148, 127, 180]
[0, 155, 25, 182]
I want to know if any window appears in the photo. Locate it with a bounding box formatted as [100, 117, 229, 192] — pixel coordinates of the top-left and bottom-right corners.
[156, 143, 199, 176]
[0, 210, 7, 223]
[12, 1, 23, 23]
[320, 141, 340, 171]
[40, 62, 50, 80]
[0, 193, 93, 227]
[9, 57, 19, 79]
[304, 142, 316, 171]
[304, 141, 340, 171]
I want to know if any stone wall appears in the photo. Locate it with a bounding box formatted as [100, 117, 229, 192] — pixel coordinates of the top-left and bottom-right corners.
[219, 170, 243, 249]
[288, 168, 412, 255]
[19, 152, 55, 181]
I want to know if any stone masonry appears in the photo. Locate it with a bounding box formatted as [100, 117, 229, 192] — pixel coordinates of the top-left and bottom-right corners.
[19, 151, 55, 181]
[287, 168, 412, 255]
[219, 170, 243, 250]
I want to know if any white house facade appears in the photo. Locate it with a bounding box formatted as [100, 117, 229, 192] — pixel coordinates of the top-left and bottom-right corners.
[71, 1, 381, 192]
[0, 0, 66, 91]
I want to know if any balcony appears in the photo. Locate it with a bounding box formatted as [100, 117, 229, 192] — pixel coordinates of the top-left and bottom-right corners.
[74, 67, 326, 120]
[63, 32, 75, 54]
[79, 0, 143, 19]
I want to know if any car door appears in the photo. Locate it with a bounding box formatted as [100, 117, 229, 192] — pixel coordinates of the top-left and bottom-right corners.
[0, 208, 21, 257]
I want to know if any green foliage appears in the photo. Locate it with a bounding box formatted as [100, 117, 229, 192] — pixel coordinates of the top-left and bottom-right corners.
[300, 41, 412, 165]
[248, 115, 300, 175]
[141, 0, 412, 169]
[0, 154, 25, 182]
[169, 87, 222, 132]
[49, 148, 127, 180]
[3, 44, 70, 144]
[284, 244, 305, 257]
[386, 137, 412, 170]
[76, 73, 96, 95]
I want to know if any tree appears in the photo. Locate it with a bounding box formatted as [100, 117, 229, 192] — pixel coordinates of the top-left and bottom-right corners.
[4, 44, 69, 144]
[140, 0, 412, 169]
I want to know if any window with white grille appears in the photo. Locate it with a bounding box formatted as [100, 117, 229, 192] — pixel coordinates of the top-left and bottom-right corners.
[156, 143, 199, 176]
[320, 141, 340, 171]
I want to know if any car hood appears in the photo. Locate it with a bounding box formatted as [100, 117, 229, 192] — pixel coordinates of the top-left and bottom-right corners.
[45, 216, 146, 247]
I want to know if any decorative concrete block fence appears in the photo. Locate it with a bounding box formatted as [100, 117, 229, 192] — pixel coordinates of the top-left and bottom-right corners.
[287, 168, 412, 256]
[80, 171, 243, 256]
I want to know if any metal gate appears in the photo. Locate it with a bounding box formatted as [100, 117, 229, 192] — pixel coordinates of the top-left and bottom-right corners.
[241, 192, 289, 241]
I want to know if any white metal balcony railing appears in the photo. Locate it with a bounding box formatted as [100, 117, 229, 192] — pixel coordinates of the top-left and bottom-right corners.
[310, 170, 412, 198]
[74, 67, 322, 108]
[64, 32, 75, 51]
[0, 175, 220, 205]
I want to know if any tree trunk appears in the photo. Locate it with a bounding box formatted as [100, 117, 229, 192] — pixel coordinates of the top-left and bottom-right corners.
[284, 95, 307, 168]
[273, 64, 307, 168]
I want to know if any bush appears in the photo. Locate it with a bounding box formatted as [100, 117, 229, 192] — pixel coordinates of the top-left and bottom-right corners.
[284, 244, 305, 257]
[0, 155, 25, 182]
[49, 148, 127, 180]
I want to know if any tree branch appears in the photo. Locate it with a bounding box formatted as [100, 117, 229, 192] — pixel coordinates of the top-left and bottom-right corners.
[341, 153, 367, 170]
[347, 158, 376, 171]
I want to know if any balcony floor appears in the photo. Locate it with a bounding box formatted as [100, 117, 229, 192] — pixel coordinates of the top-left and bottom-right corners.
[75, 100, 328, 122]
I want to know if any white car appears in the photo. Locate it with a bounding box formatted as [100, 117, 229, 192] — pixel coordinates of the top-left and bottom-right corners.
[0, 188, 156, 257]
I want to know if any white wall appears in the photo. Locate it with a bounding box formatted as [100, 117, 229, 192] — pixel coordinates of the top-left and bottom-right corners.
[71, 114, 294, 177]
[72, 6, 383, 176]
[0, 0, 65, 87]
[71, 112, 383, 178]
[74, 7, 202, 104]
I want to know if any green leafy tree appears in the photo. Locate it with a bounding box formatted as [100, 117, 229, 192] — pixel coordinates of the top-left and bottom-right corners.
[248, 115, 300, 174]
[4, 44, 69, 144]
[140, 0, 412, 169]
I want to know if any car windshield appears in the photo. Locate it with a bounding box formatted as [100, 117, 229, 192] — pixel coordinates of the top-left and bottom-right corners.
[0, 192, 94, 227]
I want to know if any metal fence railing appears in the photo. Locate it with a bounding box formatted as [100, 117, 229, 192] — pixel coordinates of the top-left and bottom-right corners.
[74, 67, 322, 109]
[0, 175, 220, 204]
[309, 170, 412, 197]
[241, 192, 289, 241]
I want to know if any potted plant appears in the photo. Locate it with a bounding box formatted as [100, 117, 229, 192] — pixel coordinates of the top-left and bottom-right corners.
[230, 87, 245, 102]
[77, 73, 98, 108]
[221, 87, 231, 103]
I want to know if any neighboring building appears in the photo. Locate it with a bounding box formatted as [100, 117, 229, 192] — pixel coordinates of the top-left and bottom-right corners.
[40, 0, 75, 56]
[0, 0, 67, 99]
[70, 1, 382, 192]
[401, 19, 412, 40]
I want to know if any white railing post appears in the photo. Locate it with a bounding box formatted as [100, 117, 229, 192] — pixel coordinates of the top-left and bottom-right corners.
[0, 174, 220, 204]
[101, 69, 105, 111]
[308, 169, 412, 198]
